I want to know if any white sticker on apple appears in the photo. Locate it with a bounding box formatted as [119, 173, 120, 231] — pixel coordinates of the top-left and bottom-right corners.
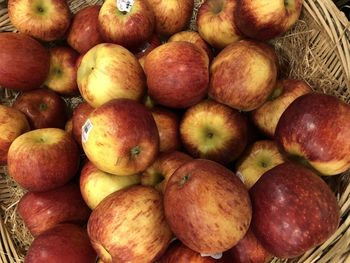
[200, 252, 223, 259]
[82, 119, 93, 143]
[117, 0, 134, 13]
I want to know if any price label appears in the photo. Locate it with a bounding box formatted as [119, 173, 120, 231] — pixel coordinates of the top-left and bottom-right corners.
[117, 0, 134, 13]
[200, 252, 223, 259]
[82, 119, 93, 143]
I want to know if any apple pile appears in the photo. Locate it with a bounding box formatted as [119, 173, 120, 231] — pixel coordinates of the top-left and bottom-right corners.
[0, 0, 349, 262]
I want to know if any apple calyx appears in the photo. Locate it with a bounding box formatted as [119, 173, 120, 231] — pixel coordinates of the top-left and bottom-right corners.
[39, 103, 48, 111]
[130, 145, 141, 157]
[268, 85, 284, 101]
[178, 174, 191, 187]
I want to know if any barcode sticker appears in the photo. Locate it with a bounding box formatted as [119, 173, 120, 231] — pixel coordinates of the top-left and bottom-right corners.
[117, 0, 134, 13]
[82, 119, 93, 143]
[200, 252, 223, 259]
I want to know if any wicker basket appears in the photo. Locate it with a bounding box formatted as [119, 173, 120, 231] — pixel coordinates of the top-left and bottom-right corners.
[0, 0, 350, 262]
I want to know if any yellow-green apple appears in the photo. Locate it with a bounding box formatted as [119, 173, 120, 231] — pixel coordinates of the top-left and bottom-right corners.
[168, 30, 213, 61]
[7, 0, 71, 42]
[151, 107, 182, 152]
[146, 0, 194, 36]
[82, 99, 159, 176]
[275, 93, 350, 176]
[0, 33, 50, 91]
[141, 151, 193, 193]
[134, 34, 162, 69]
[7, 128, 80, 192]
[98, 0, 155, 49]
[180, 99, 248, 164]
[235, 140, 284, 189]
[250, 162, 340, 258]
[17, 182, 91, 237]
[67, 5, 104, 54]
[251, 79, 312, 137]
[164, 159, 252, 254]
[144, 41, 209, 108]
[209, 39, 278, 111]
[45, 46, 80, 96]
[12, 89, 67, 129]
[197, 0, 242, 50]
[79, 160, 141, 209]
[235, 0, 303, 41]
[72, 102, 94, 147]
[25, 224, 97, 263]
[87, 185, 173, 263]
[0, 105, 30, 165]
[77, 43, 146, 108]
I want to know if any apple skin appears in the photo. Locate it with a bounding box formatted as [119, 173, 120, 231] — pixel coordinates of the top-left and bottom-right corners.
[8, 0, 71, 42]
[144, 41, 209, 108]
[24, 224, 97, 263]
[65, 117, 73, 135]
[235, 0, 303, 41]
[209, 39, 278, 111]
[7, 128, 80, 192]
[77, 43, 146, 108]
[250, 162, 340, 258]
[134, 34, 162, 69]
[72, 102, 94, 147]
[0, 33, 50, 91]
[251, 79, 312, 137]
[164, 159, 252, 254]
[17, 182, 91, 237]
[12, 88, 68, 129]
[82, 99, 159, 176]
[147, 0, 194, 36]
[141, 150, 193, 193]
[67, 5, 104, 54]
[180, 99, 248, 164]
[87, 185, 173, 263]
[98, 0, 155, 49]
[275, 92, 350, 176]
[0, 105, 30, 165]
[235, 140, 285, 189]
[80, 160, 141, 209]
[197, 0, 242, 50]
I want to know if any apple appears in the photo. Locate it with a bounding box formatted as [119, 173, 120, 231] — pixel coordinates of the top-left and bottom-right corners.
[67, 5, 104, 54]
[235, 0, 303, 41]
[98, 0, 155, 49]
[44, 46, 80, 96]
[17, 182, 91, 237]
[180, 99, 248, 164]
[251, 79, 312, 137]
[80, 160, 141, 209]
[0, 32, 50, 91]
[196, 0, 242, 50]
[144, 41, 209, 108]
[275, 92, 350, 176]
[24, 224, 97, 263]
[7, 128, 80, 192]
[12, 88, 68, 129]
[235, 140, 285, 189]
[8, 0, 71, 42]
[146, 0, 194, 36]
[0, 105, 30, 165]
[77, 43, 146, 108]
[164, 159, 252, 254]
[209, 39, 278, 111]
[65, 118, 73, 135]
[151, 107, 182, 153]
[87, 185, 173, 262]
[141, 151, 193, 193]
[134, 34, 162, 69]
[72, 102, 94, 147]
[250, 162, 340, 258]
[82, 99, 159, 176]
[168, 30, 213, 61]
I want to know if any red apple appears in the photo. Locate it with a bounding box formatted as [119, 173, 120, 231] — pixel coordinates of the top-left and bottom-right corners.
[0, 33, 50, 91]
[209, 39, 278, 111]
[144, 41, 209, 108]
[134, 34, 162, 69]
[72, 102, 94, 147]
[17, 182, 91, 237]
[12, 88, 67, 129]
[250, 162, 340, 258]
[7, 128, 80, 192]
[87, 185, 173, 262]
[275, 92, 350, 176]
[24, 224, 97, 263]
[164, 159, 252, 254]
[65, 118, 73, 135]
[67, 5, 104, 54]
[8, 0, 71, 41]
